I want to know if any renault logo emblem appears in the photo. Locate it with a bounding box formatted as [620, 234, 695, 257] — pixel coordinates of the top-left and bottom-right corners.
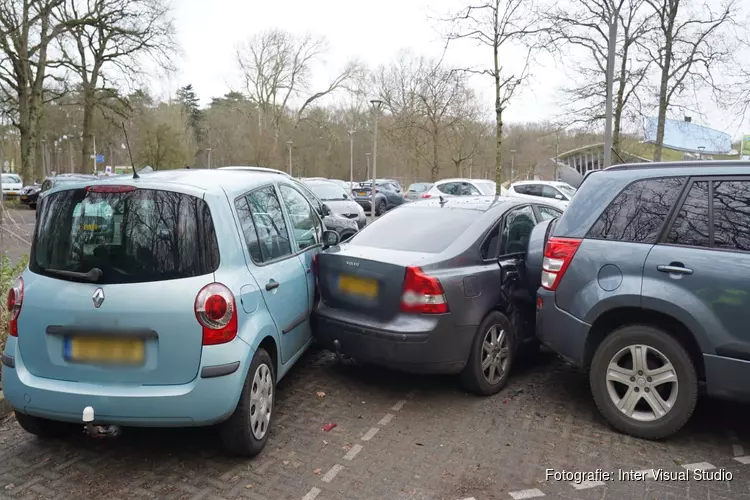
[92, 288, 105, 308]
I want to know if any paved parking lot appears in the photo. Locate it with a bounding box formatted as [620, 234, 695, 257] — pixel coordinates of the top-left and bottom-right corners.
[2, 346, 750, 500]
[0, 207, 34, 265]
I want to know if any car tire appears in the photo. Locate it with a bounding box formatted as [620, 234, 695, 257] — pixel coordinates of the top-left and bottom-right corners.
[589, 324, 697, 440]
[30, 203, 36, 210]
[14, 411, 75, 438]
[219, 348, 275, 457]
[461, 311, 516, 396]
[375, 199, 386, 216]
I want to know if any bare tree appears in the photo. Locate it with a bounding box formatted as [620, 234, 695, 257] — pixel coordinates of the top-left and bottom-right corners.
[58, 0, 176, 170]
[641, 0, 735, 161]
[547, 0, 653, 157]
[0, 0, 75, 181]
[442, 0, 549, 186]
[236, 29, 362, 166]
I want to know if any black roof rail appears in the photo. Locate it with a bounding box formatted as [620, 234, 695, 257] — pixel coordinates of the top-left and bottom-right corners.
[604, 160, 750, 172]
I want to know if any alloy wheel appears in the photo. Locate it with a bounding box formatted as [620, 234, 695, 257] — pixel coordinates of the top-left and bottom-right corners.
[249, 363, 273, 440]
[481, 325, 510, 385]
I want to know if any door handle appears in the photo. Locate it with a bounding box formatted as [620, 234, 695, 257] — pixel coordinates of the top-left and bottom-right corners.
[265, 280, 280, 291]
[657, 264, 693, 275]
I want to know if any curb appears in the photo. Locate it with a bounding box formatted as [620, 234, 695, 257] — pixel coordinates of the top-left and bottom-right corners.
[0, 390, 11, 418]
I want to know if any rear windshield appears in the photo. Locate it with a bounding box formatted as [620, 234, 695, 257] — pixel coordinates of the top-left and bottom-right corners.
[475, 181, 496, 195]
[349, 207, 476, 253]
[31, 187, 220, 284]
[408, 183, 431, 193]
[2, 174, 21, 184]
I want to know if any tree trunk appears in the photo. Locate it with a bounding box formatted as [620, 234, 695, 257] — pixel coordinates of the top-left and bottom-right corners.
[81, 88, 96, 173]
[654, 11, 676, 162]
[431, 124, 439, 181]
[493, 28, 503, 185]
[613, 42, 630, 160]
[17, 91, 35, 184]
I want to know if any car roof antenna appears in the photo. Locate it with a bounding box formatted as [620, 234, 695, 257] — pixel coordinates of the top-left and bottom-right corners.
[122, 122, 139, 179]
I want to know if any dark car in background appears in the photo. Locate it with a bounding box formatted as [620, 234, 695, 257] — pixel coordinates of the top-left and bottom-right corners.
[30, 174, 99, 211]
[405, 182, 433, 201]
[533, 160, 750, 440]
[352, 180, 405, 215]
[302, 179, 366, 230]
[19, 183, 42, 209]
[312, 196, 563, 395]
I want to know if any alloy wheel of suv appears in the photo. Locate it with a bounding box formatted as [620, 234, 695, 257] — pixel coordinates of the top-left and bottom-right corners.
[375, 199, 387, 216]
[590, 325, 698, 440]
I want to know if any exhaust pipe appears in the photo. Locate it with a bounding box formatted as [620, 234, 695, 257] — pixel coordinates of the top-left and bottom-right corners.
[82, 406, 121, 439]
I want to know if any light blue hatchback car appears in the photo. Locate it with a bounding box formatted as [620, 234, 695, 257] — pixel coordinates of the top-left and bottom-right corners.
[1, 168, 340, 456]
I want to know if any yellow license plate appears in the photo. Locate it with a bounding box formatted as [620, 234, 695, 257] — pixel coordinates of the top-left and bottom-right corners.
[66, 337, 145, 365]
[338, 275, 378, 298]
[81, 223, 99, 231]
[357, 191, 367, 196]
[20, 196, 28, 200]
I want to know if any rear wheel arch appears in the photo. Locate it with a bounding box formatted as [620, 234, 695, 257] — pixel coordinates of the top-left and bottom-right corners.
[258, 336, 278, 377]
[584, 307, 705, 382]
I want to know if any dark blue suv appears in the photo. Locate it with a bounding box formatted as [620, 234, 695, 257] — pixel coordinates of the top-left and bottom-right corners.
[532, 161, 750, 439]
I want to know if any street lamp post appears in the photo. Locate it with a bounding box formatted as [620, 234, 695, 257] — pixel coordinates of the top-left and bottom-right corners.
[365, 153, 371, 179]
[348, 130, 355, 193]
[510, 149, 517, 181]
[286, 140, 293, 176]
[206, 148, 212, 169]
[369, 99, 383, 218]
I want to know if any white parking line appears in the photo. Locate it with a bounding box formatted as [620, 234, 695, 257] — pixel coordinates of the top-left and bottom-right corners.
[682, 462, 715, 471]
[378, 413, 394, 426]
[570, 481, 604, 490]
[392, 400, 406, 411]
[735, 456, 750, 465]
[301, 487, 321, 500]
[344, 444, 363, 460]
[321, 464, 344, 483]
[362, 427, 379, 441]
[509, 488, 545, 498]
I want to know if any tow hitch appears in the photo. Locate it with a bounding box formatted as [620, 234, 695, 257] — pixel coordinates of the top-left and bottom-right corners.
[82, 406, 121, 439]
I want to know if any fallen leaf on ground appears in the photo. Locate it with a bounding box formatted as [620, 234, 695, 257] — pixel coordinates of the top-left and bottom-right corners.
[245, 485, 253, 489]
[322, 423, 337, 432]
[283, 460, 290, 465]
[316, 391, 326, 399]
[322, 440, 328, 445]
[314, 468, 322, 475]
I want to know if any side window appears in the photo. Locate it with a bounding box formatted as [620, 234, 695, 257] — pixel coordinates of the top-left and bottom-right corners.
[513, 185, 528, 195]
[235, 196, 263, 263]
[538, 205, 562, 221]
[665, 181, 709, 248]
[481, 224, 501, 260]
[461, 183, 481, 196]
[541, 185, 561, 199]
[525, 184, 543, 197]
[588, 177, 686, 244]
[246, 186, 293, 261]
[713, 180, 750, 251]
[501, 205, 537, 255]
[437, 182, 456, 195]
[279, 185, 319, 251]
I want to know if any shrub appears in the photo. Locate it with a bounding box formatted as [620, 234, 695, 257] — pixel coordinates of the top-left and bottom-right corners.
[1, 254, 28, 354]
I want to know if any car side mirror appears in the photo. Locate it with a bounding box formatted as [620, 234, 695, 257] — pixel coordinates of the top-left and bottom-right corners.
[555, 194, 563, 200]
[321, 203, 331, 216]
[323, 229, 340, 248]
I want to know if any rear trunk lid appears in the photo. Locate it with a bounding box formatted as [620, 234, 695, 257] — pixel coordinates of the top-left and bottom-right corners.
[19, 183, 220, 385]
[318, 246, 431, 321]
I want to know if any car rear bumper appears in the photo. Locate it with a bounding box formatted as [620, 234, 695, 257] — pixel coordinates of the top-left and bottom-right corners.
[354, 199, 372, 210]
[704, 353, 750, 402]
[535, 288, 591, 367]
[1, 336, 252, 427]
[311, 305, 475, 374]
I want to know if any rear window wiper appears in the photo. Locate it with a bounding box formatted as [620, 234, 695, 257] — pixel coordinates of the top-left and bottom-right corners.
[43, 267, 103, 283]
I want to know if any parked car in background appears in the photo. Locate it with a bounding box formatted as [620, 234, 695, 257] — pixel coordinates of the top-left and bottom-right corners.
[352, 180, 405, 215]
[2, 169, 341, 457]
[532, 161, 750, 440]
[19, 182, 41, 209]
[506, 180, 576, 207]
[220, 167, 360, 241]
[313, 195, 563, 395]
[1, 173, 23, 199]
[422, 178, 497, 199]
[302, 179, 366, 231]
[405, 182, 434, 201]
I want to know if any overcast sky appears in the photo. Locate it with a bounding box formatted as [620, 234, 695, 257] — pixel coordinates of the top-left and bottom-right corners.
[158, 0, 748, 141]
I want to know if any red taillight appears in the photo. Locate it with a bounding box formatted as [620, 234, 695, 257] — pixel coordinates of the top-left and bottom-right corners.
[7, 277, 23, 337]
[400, 266, 448, 314]
[541, 237, 582, 291]
[421, 193, 431, 198]
[85, 185, 137, 193]
[195, 283, 238, 345]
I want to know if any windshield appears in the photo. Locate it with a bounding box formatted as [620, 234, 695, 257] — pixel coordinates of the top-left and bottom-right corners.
[408, 183, 431, 193]
[306, 182, 348, 201]
[556, 184, 577, 198]
[475, 181, 496, 195]
[1, 174, 21, 184]
[31, 187, 220, 284]
[350, 207, 476, 253]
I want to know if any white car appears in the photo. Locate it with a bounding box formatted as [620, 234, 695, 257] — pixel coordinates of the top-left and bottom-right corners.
[421, 178, 498, 199]
[506, 181, 577, 208]
[1, 173, 23, 198]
